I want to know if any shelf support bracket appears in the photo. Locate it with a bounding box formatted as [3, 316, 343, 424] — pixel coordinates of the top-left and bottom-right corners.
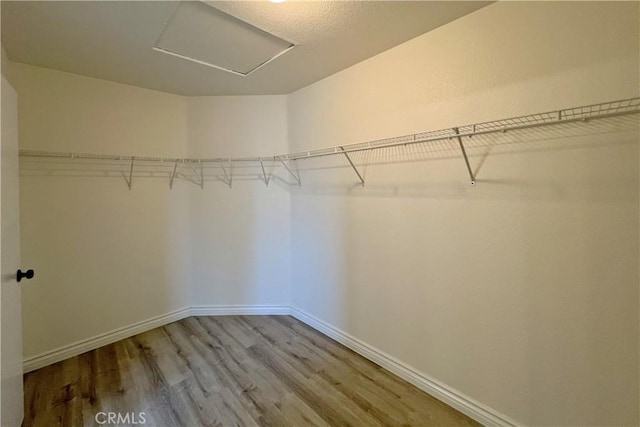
[220, 159, 232, 188]
[340, 147, 364, 187]
[453, 127, 476, 186]
[279, 158, 301, 186]
[259, 158, 270, 186]
[169, 161, 178, 190]
[188, 162, 203, 189]
[126, 157, 134, 190]
[199, 161, 204, 189]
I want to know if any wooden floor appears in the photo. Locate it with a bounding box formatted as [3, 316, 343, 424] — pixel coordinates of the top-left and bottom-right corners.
[24, 316, 479, 426]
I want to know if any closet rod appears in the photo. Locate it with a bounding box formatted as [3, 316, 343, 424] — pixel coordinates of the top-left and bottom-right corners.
[283, 97, 640, 161]
[17, 151, 273, 164]
[19, 96, 640, 169]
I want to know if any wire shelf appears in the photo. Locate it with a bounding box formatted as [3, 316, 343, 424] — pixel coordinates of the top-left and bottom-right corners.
[19, 97, 640, 188]
[284, 97, 640, 160]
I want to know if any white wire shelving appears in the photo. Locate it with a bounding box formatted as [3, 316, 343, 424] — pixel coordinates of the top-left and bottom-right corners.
[19, 97, 640, 189]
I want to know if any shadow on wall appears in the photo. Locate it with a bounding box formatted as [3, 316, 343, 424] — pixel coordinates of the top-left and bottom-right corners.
[20, 114, 639, 198]
[20, 154, 292, 360]
[184, 171, 291, 308]
[18, 173, 191, 358]
[289, 111, 639, 426]
[19, 158, 296, 190]
[288, 114, 639, 201]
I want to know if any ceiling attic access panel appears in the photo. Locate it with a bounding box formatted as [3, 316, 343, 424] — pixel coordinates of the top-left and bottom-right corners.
[153, 1, 295, 76]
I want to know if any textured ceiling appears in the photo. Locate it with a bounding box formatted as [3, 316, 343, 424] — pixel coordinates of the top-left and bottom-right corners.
[1, 1, 490, 96]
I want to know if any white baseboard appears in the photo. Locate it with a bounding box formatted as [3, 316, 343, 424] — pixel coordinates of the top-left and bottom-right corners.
[190, 304, 291, 316]
[24, 304, 517, 426]
[23, 305, 291, 373]
[289, 306, 520, 427]
[23, 306, 192, 373]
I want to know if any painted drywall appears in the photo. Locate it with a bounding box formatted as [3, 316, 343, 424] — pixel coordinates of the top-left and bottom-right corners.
[185, 96, 291, 307]
[6, 63, 291, 359]
[288, 2, 639, 426]
[7, 63, 192, 359]
[5, 1, 639, 424]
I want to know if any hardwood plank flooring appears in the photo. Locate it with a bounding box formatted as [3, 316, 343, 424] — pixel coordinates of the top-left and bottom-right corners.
[24, 316, 479, 426]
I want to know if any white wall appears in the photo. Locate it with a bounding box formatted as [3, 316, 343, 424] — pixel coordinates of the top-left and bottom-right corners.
[5, 1, 639, 425]
[288, 2, 639, 426]
[6, 63, 291, 360]
[9, 63, 192, 359]
[186, 96, 291, 307]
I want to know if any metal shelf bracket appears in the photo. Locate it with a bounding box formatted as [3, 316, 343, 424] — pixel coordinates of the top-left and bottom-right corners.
[17, 97, 640, 189]
[259, 158, 270, 186]
[220, 159, 232, 188]
[279, 158, 301, 186]
[340, 147, 364, 186]
[200, 161, 204, 189]
[126, 157, 135, 190]
[453, 127, 476, 186]
[169, 161, 179, 189]
[187, 162, 204, 189]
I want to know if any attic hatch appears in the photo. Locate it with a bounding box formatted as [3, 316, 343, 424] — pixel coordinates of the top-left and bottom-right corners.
[153, 1, 295, 77]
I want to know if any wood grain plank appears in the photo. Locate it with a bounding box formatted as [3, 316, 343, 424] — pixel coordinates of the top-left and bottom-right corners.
[24, 315, 480, 427]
